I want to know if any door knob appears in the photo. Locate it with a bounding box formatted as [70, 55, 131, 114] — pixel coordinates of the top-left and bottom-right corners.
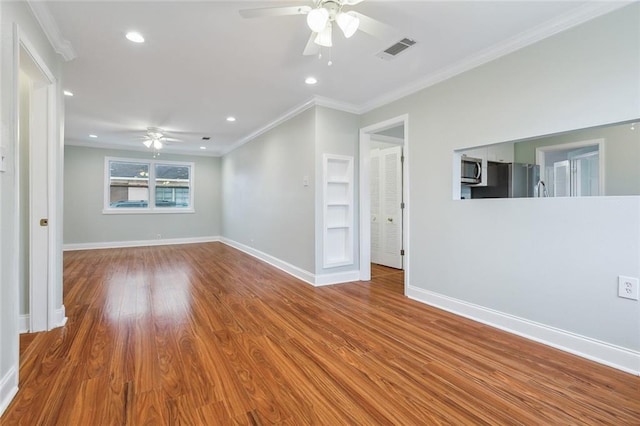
[387, 217, 393, 223]
[40, 218, 48, 226]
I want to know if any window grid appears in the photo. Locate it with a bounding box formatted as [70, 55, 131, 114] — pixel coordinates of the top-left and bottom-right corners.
[104, 157, 195, 213]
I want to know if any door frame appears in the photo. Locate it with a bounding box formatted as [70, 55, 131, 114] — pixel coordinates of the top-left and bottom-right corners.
[13, 24, 63, 332]
[359, 114, 409, 290]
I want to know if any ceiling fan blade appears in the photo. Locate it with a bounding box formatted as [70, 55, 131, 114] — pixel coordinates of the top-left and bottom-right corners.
[303, 32, 320, 56]
[351, 11, 398, 41]
[239, 5, 311, 19]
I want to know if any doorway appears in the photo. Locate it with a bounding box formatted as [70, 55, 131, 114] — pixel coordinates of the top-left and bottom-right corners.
[359, 115, 409, 292]
[370, 135, 403, 269]
[16, 30, 63, 333]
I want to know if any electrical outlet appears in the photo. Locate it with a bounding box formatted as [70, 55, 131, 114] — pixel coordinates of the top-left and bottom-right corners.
[618, 276, 639, 300]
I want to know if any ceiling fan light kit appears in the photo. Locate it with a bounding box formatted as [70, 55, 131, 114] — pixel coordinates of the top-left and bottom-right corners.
[336, 11, 359, 38]
[240, 0, 396, 58]
[307, 7, 329, 32]
[315, 23, 333, 47]
[143, 127, 165, 151]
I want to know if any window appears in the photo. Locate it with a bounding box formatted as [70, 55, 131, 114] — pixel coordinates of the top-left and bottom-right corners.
[105, 157, 194, 213]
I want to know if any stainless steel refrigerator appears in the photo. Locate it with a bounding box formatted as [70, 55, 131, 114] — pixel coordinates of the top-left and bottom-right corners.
[471, 162, 540, 198]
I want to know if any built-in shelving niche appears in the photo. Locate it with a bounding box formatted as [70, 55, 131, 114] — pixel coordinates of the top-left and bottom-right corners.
[323, 154, 354, 268]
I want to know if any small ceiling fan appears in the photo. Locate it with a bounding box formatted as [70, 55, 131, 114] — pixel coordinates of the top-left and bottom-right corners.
[239, 0, 397, 56]
[138, 127, 194, 151]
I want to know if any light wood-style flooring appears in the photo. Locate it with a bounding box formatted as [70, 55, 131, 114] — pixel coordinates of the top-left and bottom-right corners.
[2, 242, 639, 424]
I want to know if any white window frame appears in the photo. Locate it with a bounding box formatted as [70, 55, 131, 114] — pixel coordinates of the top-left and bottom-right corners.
[103, 156, 195, 214]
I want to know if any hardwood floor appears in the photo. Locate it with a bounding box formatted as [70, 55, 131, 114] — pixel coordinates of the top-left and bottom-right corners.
[2, 242, 639, 424]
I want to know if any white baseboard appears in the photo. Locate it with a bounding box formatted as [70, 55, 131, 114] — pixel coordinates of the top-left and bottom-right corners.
[63, 236, 221, 251]
[18, 305, 66, 333]
[19, 315, 29, 333]
[407, 285, 640, 376]
[0, 366, 18, 417]
[220, 238, 359, 287]
[315, 270, 361, 286]
[54, 305, 67, 328]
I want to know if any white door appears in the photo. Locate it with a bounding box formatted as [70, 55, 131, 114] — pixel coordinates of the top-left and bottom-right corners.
[371, 146, 403, 269]
[26, 78, 50, 332]
[19, 40, 58, 333]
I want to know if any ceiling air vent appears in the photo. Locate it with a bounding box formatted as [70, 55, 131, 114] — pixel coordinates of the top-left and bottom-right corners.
[376, 38, 417, 61]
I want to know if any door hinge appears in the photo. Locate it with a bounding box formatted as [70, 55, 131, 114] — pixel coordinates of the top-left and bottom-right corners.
[400, 202, 405, 209]
[401, 156, 405, 163]
[400, 249, 405, 256]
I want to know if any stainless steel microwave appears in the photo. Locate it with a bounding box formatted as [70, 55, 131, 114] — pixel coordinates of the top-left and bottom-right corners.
[461, 156, 482, 185]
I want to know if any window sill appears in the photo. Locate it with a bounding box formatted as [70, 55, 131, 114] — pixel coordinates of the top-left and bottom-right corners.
[102, 208, 195, 215]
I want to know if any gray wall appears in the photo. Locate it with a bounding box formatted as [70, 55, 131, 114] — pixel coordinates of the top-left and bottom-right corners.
[314, 106, 360, 275]
[64, 146, 222, 244]
[221, 108, 316, 272]
[361, 4, 640, 351]
[514, 122, 640, 196]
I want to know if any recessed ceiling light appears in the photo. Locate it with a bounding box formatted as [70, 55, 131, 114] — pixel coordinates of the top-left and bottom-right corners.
[305, 77, 318, 85]
[125, 31, 145, 43]
[200, 146, 207, 150]
[63, 90, 74, 97]
[89, 134, 98, 138]
[226, 117, 236, 122]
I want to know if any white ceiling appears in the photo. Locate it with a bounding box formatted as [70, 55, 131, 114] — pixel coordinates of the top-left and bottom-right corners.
[42, 1, 621, 156]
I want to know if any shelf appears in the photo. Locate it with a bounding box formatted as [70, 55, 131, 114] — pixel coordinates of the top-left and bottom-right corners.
[323, 154, 354, 269]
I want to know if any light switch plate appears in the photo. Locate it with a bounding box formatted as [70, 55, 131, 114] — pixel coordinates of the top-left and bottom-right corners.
[618, 276, 639, 300]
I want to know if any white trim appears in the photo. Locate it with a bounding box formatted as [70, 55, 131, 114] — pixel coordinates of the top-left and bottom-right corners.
[358, 1, 632, 114]
[0, 367, 19, 417]
[26, 1, 76, 61]
[220, 238, 360, 287]
[313, 96, 361, 115]
[407, 285, 640, 376]
[65, 140, 222, 157]
[370, 134, 403, 145]
[221, 95, 362, 156]
[19, 315, 30, 333]
[359, 115, 410, 291]
[221, 99, 318, 156]
[53, 305, 67, 328]
[17, 25, 59, 333]
[103, 156, 195, 213]
[63, 236, 221, 251]
[322, 154, 355, 269]
[314, 270, 360, 286]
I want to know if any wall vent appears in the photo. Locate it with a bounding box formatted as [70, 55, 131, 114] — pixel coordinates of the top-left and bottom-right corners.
[376, 38, 417, 61]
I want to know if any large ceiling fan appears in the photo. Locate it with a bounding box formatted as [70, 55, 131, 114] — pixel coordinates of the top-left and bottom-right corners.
[239, 0, 397, 56]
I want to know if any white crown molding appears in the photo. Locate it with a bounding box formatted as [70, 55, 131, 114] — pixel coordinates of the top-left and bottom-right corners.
[64, 139, 222, 157]
[27, 1, 77, 61]
[313, 95, 361, 115]
[358, 1, 633, 114]
[221, 98, 318, 156]
[221, 95, 360, 156]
